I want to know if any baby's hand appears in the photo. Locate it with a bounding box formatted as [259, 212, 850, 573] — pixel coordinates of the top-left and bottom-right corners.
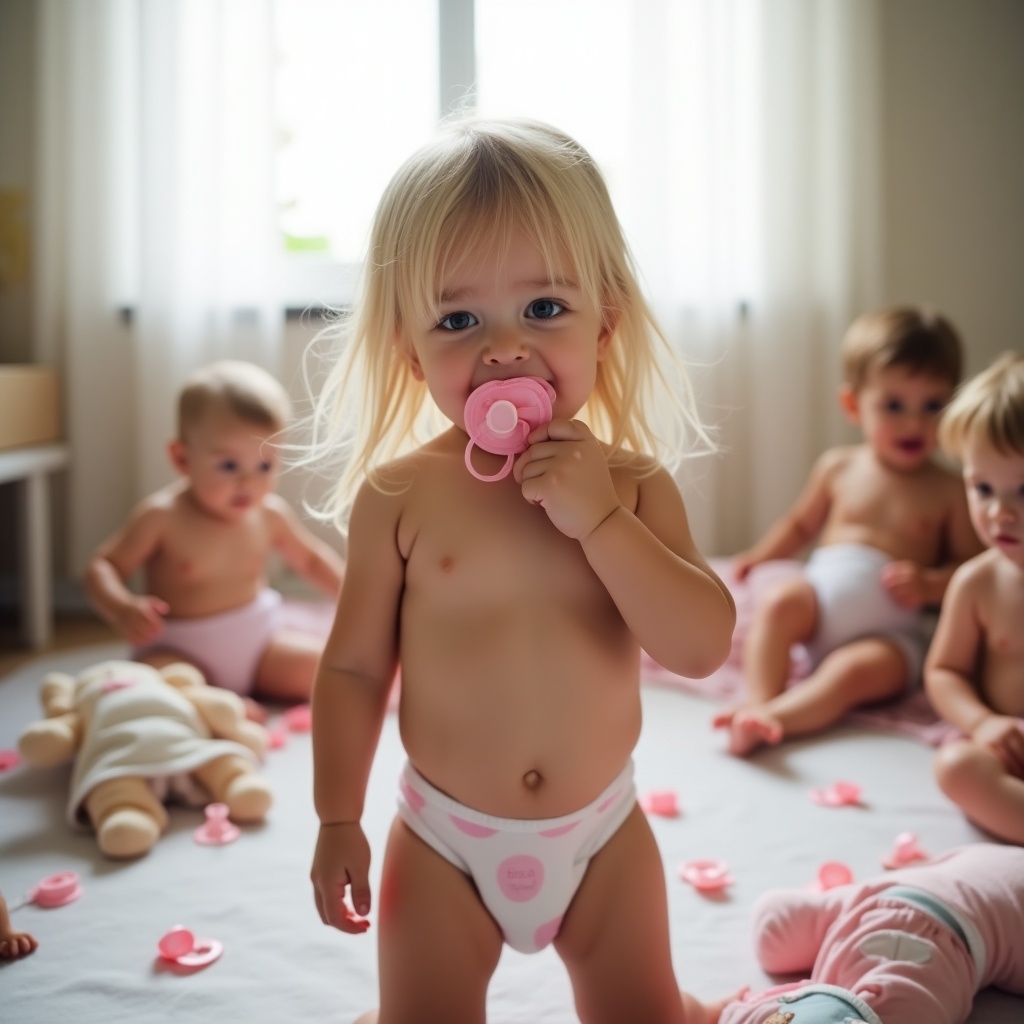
[513, 418, 619, 541]
[111, 595, 169, 647]
[972, 715, 1024, 778]
[732, 551, 758, 581]
[880, 560, 929, 608]
[310, 821, 372, 935]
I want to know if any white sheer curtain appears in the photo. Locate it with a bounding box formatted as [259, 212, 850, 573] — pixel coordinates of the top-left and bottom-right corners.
[477, 0, 884, 556]
[34, 0, 283, 572]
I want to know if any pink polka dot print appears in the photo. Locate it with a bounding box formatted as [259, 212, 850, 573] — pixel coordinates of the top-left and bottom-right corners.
[533, 915, 563, 950]
[497, 854, 544, 902]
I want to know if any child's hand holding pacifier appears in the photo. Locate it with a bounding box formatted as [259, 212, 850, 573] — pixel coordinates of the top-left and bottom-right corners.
[513, 418, 620, 541]
[113, 595, 169, 646]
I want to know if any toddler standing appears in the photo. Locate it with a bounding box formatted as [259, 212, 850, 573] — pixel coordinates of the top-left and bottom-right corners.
[306, 118, 737, 1024]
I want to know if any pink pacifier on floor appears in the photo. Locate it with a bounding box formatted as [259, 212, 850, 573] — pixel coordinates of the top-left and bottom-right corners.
[463, 376, 555, 482]
[808, 861, 854, 891]
[28, 871, 83, 908]
[194, 803, 240, 846]
[639, 789, 681, 818]
[679, 858, 733, 893]
[810, 780, 863, 807]
[158, 925, 223, 968]
[882, 831, 930, 869]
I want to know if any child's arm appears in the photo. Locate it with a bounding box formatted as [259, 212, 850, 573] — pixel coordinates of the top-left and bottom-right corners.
[265, 495, 346, 598]
[84, 505, 169, 646]
[925, 561, 1024, 776]
[515, 419, 735, 679]
[732, 449, 838, 579]
[310, 481, 402, 934]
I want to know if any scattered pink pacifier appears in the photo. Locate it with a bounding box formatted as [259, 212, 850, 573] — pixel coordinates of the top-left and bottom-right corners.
[679, 858, 733, 893]
[284, 704, 312, 732]
[28, 871, 83, 908]
[0, 749, 21, 771]
[639, 789, 681, 818]
[194, 803, 240, 846]
[882, 831, 930, 869]
[158, 925, 223, 968]
[463, 377, 555, 482]
[810, 780, 863, 807]
[808, 861, 854, 891]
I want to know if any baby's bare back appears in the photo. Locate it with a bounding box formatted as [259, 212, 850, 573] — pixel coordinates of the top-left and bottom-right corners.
[819, 446, 959, 565]
[394, 444, 643, 820]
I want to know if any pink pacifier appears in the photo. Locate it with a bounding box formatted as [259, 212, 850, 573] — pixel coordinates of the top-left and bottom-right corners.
[808, 861, 854, 891]
[463, 377, 555, 482]
[194, 803, 240, 846]
[882, 831, 930, 869]
[639, 789, 681, 818]
[810, 780, 863, 807]
[28, 871, 83, 908]
[679, 858, 733, 893]
[158, 925, 223, 968]
[0, 748, 21, 771]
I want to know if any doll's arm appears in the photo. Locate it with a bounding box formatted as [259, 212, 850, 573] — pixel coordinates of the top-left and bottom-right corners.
[19, 711, 82, 768]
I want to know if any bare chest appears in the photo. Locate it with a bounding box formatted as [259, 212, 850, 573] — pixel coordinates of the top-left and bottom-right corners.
[150, 512, 270, 591]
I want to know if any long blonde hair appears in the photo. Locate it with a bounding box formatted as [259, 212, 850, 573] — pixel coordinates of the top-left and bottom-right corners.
[302, 117, 709, 531]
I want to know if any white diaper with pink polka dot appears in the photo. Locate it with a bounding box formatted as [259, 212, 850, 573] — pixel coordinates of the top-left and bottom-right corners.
[397, 759, 636, 953]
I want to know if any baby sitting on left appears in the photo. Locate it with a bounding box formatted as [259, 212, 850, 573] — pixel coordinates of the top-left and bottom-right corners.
[19, 659, 272, 859]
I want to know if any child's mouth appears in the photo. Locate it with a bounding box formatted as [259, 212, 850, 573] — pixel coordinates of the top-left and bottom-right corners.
[897, 438, 924, 454]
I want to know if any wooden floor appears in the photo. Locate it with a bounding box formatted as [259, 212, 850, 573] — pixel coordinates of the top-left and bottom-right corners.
[0, 614, 118, 679]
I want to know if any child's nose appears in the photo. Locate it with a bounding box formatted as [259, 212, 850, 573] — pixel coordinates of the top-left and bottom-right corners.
[483, 325, 529, 365]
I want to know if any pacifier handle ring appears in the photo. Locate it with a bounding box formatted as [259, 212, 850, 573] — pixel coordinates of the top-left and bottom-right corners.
[465, 440, 515, 482]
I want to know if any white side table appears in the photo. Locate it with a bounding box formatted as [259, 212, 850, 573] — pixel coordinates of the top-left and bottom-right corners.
[0, 442, 70, 649]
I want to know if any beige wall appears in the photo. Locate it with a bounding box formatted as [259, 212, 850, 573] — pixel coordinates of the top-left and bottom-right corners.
[880, 0, 1024, 372]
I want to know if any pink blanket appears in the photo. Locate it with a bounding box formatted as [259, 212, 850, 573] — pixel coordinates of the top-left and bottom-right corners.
[642, 558, 959, 747]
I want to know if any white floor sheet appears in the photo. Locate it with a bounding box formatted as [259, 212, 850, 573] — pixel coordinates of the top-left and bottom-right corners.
[0, 643, 1020, 1023]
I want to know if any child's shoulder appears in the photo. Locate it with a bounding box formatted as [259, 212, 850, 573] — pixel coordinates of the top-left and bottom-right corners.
[812, 444, 861, 476]
[949, 547, 1003, 593]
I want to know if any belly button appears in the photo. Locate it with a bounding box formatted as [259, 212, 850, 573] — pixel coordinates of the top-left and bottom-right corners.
[522, 770, 542, 790]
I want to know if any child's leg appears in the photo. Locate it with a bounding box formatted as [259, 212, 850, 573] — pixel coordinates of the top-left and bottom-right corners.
[724, 637, 907, 756]
[713, 578, 817, 741]
[934, 739, 1024, 845]
[554, 805, 700, 1024]
[254, 630, 325, 703]
[0, 895, 38, 959]
[369, 818, 504, 1024]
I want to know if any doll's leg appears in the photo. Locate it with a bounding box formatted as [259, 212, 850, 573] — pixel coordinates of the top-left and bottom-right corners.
[194, 753, 272, 822]
[555, 805, 712, 1024]
[84, 776, 169, 858]
[723, 637, 907, 756]
[364, 817, 503, 1024]
[0, 894, 38, 959]
[254, 630, 324, 704]
[934, 739, 1024, 845]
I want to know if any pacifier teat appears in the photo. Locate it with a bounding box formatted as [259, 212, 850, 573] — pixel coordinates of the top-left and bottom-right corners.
[463, 377, 555, 482]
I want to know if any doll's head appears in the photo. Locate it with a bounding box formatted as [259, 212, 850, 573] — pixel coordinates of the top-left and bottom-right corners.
[307, 117, 707, 527]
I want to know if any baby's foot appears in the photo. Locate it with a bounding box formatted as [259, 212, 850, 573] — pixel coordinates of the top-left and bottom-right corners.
[716, 708, 782, 756]
[0, 929, 38, 959]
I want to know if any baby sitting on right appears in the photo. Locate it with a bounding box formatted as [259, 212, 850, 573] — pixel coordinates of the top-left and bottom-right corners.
[715, 306, 981, 755]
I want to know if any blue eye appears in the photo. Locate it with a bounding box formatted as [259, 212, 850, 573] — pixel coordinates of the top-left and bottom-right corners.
[526, 299, 563, 320]
[218, 459, 239, 473]
[438, 311, 477, 331]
